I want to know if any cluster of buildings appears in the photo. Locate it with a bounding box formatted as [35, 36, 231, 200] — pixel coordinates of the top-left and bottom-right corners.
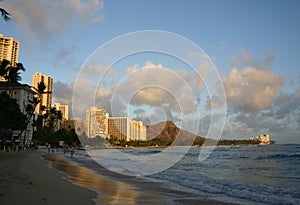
[86, 106, 146, 141]
[249, 134, 271, 145]
[0, 34, 146, 144]
[61, 106, 147, 141]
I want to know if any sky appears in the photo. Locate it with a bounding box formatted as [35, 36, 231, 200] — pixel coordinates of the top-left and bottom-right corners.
[1, 0, 300, 144]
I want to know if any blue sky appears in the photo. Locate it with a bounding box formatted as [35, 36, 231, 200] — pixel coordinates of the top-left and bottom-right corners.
[1, 0, 300, 143]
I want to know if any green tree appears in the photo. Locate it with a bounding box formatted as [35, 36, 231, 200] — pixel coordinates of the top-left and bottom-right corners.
[43, 107, 62, 132]
[0, 92, 26, 140]
[0, 59, 10, 77]
[17, 81, 48, 142]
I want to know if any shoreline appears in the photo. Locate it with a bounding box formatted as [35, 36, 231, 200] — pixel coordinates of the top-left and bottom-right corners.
[47, 149, 234, 205]
[84, 142, 276, 150]
[0, 149, 233, 205]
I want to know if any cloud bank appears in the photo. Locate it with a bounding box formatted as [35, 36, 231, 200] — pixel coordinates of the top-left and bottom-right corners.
[4, 0, 104, 40]
[53, 53, 300, 143]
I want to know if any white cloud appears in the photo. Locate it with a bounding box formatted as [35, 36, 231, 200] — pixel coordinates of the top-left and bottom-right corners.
[113, 61, 199, 115]
[125, 64, 139, 75]
[53, 81, 73, 105]
[223, 66, 284, 112]
[4, 0, 103, 40]
[81, 64, 114, 78]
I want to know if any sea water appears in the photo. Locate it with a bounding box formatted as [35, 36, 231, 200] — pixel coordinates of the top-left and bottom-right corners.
[69, 144, 300, 205]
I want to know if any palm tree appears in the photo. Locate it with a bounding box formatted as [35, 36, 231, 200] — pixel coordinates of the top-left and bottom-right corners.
[19, 82, 49, 143]
[0, 59, 10, 80]
[43, 107, 62, 132]
[6, 63, 26, 83]
[0, 0, 11, 21]
[0, 8, 10, 21]
[4, 62, 26, 98]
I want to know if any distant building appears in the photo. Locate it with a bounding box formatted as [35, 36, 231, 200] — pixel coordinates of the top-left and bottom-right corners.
[60, 119, 75, 131]
[53, 103, 69, 120]
[86, 106, 109, 138]
[60, 118, 87, 137]
[108, 117, 130, 141]
[250, 134, 271, 145]
[0, 34, 19, 81]
[0, 81, 35, 143]
[32, 72, 53, 114]
[108, 117, 147, 141]
[73, 118, 88, 137]
[130, 120, 147, 141]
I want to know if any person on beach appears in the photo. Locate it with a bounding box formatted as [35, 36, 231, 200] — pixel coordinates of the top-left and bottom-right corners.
[71, 148, 74, 158]
[48, 144, 51, 153]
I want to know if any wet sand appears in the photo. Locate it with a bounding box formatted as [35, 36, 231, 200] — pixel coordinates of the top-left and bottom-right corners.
[0, 150, 231, 205]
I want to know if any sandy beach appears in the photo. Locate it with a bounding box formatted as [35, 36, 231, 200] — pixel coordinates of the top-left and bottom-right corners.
[0, 151, 96, 205]
[0, 150, 231, 205]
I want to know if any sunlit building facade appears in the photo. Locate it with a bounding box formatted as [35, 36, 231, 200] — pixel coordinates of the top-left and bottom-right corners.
[108, 117, 146, 141]
[108, 117, 130, 141]
[130, 120, 147, 141]
[86, 106, 109, 138]
[53, 103, 69, 120]
[249, 134, 271, 145]
[32, 72, 53, 114]
[0, 34, 20, 81]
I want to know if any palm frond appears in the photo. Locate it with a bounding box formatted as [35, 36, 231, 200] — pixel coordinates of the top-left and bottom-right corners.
[0, 8, 11, 21]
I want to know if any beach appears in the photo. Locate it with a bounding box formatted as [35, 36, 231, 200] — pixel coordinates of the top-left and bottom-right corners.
[0, 151, 96, 205]
[0, 150, 229, 205]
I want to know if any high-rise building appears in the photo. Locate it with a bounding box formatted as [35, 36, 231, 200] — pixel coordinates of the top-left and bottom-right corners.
[53, 103, 69, 120]
[130, 120, 147, 141]
[86, 106, 109, 138]
[0, 34, 20, 81]
[32, 72, 53, 114]
[108, 117, 147, 141]
[108, 117, 130, 141]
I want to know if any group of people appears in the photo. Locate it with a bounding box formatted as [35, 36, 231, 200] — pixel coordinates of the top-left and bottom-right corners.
[47, 143, 75, 157]
[2, 142, 37, 152]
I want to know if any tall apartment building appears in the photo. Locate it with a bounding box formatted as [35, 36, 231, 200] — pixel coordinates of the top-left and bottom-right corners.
[130, 120, 147, 141]
[53, 103, 69, 120]
[108, 117, 130, 141]
[108, 117, 147, 141]
[32, 72, 53, 114]
[86, 106, 109, 138]
[0, 34, 20, 81]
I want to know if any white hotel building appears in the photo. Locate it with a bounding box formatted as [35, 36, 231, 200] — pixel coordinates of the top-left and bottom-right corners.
[86, 106, 147, 141]
[86, 106, 109, 138]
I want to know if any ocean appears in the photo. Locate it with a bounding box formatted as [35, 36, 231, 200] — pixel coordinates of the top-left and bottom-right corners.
[60, 144, 300, 205]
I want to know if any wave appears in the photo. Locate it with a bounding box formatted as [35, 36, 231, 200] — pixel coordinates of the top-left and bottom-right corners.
[59, 145, 300, 205]
[256, 154, 300, 160]
[151, 171, 300, 205]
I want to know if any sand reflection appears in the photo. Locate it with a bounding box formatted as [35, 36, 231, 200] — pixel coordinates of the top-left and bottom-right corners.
[45, 154, 163, 205]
